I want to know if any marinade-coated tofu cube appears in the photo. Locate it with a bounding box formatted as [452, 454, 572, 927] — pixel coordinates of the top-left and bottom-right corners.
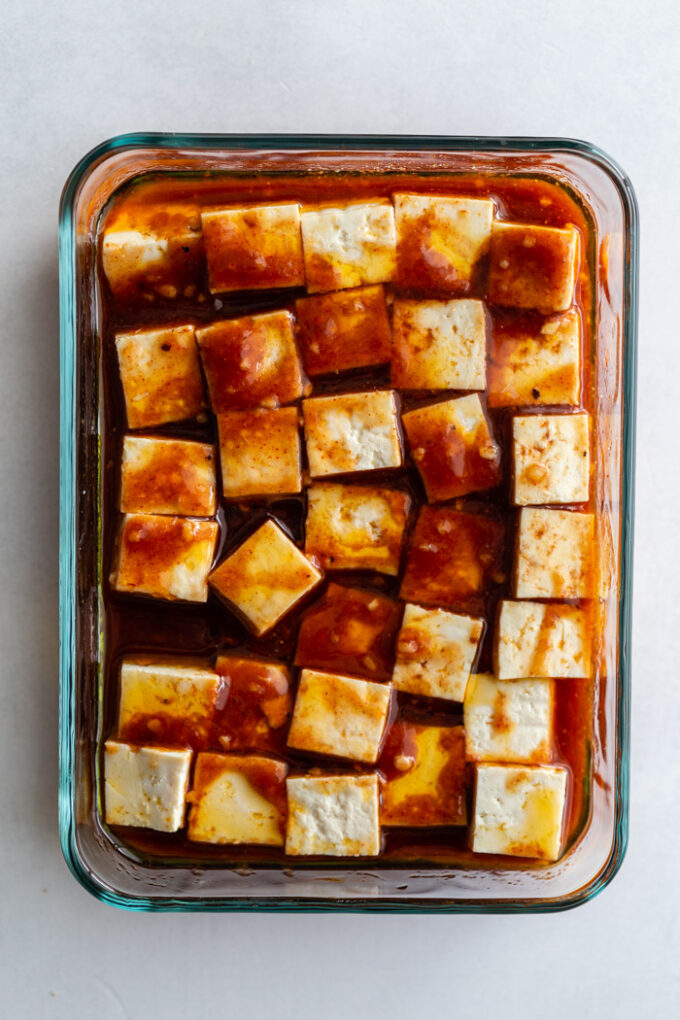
[218, 407, 302, 499]
[391, 298, 486, 391]
[301, 201, 397, 293]
[287, 669, 392, 764]
[303, 390, 403, 478]
[496, 600, 592, 679]
[515, 507, 594, 599]
[214, 654, 292, 752]
[285, 774, 380, 856]
[196, 311, 307, 413]
[295, 583, 401, 681]
[209, 519, 323, 635]
[115, 325, 205, 429]
[472, 763, 567, 860]
[201, 203, 304, 293]
[120, 436, 217, 517]
[187, 753, 287, 846]
[392, 604, 483, 702]
[512, 412, 590, 505]
[295, 285, 392, 376]
[117, 659, 222, 748]
[111, 514, 219, 603]
[104, 740, 192, 832]
[464, 673, 553, 764]
[402, 394, 501, 502]
[488, 311, 581, 408]
[400, 507, 505, 608]
[487, 221, 579, 312]
[394, 193, 494, 294]
[305, 483, 411, 575]
[380, 723, 467, 826]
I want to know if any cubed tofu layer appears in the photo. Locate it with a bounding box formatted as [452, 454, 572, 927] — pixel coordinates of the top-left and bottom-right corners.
[196, 311, 307, 413]
[496, 600, 592, 679]
[287, 669, 392, 764]
[512, 412, 590, 505]
[295, 285, 392, 376]
[392, 604, 483, 702]
[285, 774, 381, 856]
[303, 390, 403, 478]
[110, 514, 219, 602]
[187, 753, 287, 846]
[391, 298, 487, 391]
[115, 325, 205, 429]
[402, 394, 501, 502]
[394, 193, 494, 294]
[305, 483, 411, 575]
[120, 436, 217, 516]
[209, 519, 322, 635]
[214, 654, 292, 753]
[472, 763, 568, 860]
[516, 507, 594, 599]
[487, 222, 579, 312]
[381, 723, 467, 826]
[488, 311, 581, 408]
[201, 203, 304, 292]
[218, 407, 302, 499]
[104, 740, 192, 832]
[464, 673, 553, 764]
[117, 659, 222, 748]
[301, 201, 397, 293]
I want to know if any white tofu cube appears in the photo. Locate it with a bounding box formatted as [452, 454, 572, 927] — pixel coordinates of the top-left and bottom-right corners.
[120, 436, 217, 517]
[201, 203, 304, 292]
[217, 407, 302, 499]
[287, 668, 392, 763]
[209, 519, 323, 635]
[303, 390, 403, 478]
[488, 310, 581, 408]
[512, 412, 590, 505]
[488, 222, 579, 312]
[116, 659, 222, 747]
[285, 774, 381, 856]
[496, 600, 592, 679]
[464, 673, 553, 764]
[472, 763, 568, 860]
[187, 753, 287, 846]
[515, 507, 594, 599]
[392, 604, 483, 702]
[115, 325, 205, 429]
[104, 740, 192, 832]
[301, 201, 397, 293]
[381, 724, 467, 826]
[391, 298, 486, 391]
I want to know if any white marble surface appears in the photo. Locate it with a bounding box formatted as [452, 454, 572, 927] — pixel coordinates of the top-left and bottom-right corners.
[1, 0, 678, 1016]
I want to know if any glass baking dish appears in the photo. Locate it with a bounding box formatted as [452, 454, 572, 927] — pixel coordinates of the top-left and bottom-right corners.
[59, 134, 637, 912]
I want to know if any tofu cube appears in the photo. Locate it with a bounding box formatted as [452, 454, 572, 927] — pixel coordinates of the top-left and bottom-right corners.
[516, 507, 594, 598]
[287, 668, 392, 764]
[196, 310, 307, 413]
[496, 600, 592, 679]
[201, 203, 304, 293]
[117, 659, 222, 748]
[285, 774, 381, 856]
[392, 604, 483, 702]
[305, 482, 411, 575]
[104, 740, 192, 832]
[301, 201, 397, 293]
[402, 394, 501, 502]
[218, 407, 302, 499]
[115, 325, 205, 429]
[214, 654, 292, 752]
[303, 390, 403, 478]
[380, 723, 467, 826]
[187, 753, 287, 846]
[512, 412, 590, 505]
[487, 221, 579, 312]
[464, 673, 553, 764]
[295, 582, 401, 681]
[120, 436, 217, 517]
[209, 519, 323, 635]
[110, 514, 219, 602]
[295, 285, 392, 376]
[391, 298, 487, 391]
[488, 310, 581, 408]
[400, 507, 505, 609]
[472, 763, 568, 860]
[394, 193, 494, 294]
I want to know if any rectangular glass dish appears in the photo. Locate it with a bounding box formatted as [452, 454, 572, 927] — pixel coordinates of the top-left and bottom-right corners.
[59, 135, 637, 912]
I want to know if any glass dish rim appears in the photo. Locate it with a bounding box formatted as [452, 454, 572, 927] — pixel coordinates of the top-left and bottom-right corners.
[59, 133, 637, 913]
